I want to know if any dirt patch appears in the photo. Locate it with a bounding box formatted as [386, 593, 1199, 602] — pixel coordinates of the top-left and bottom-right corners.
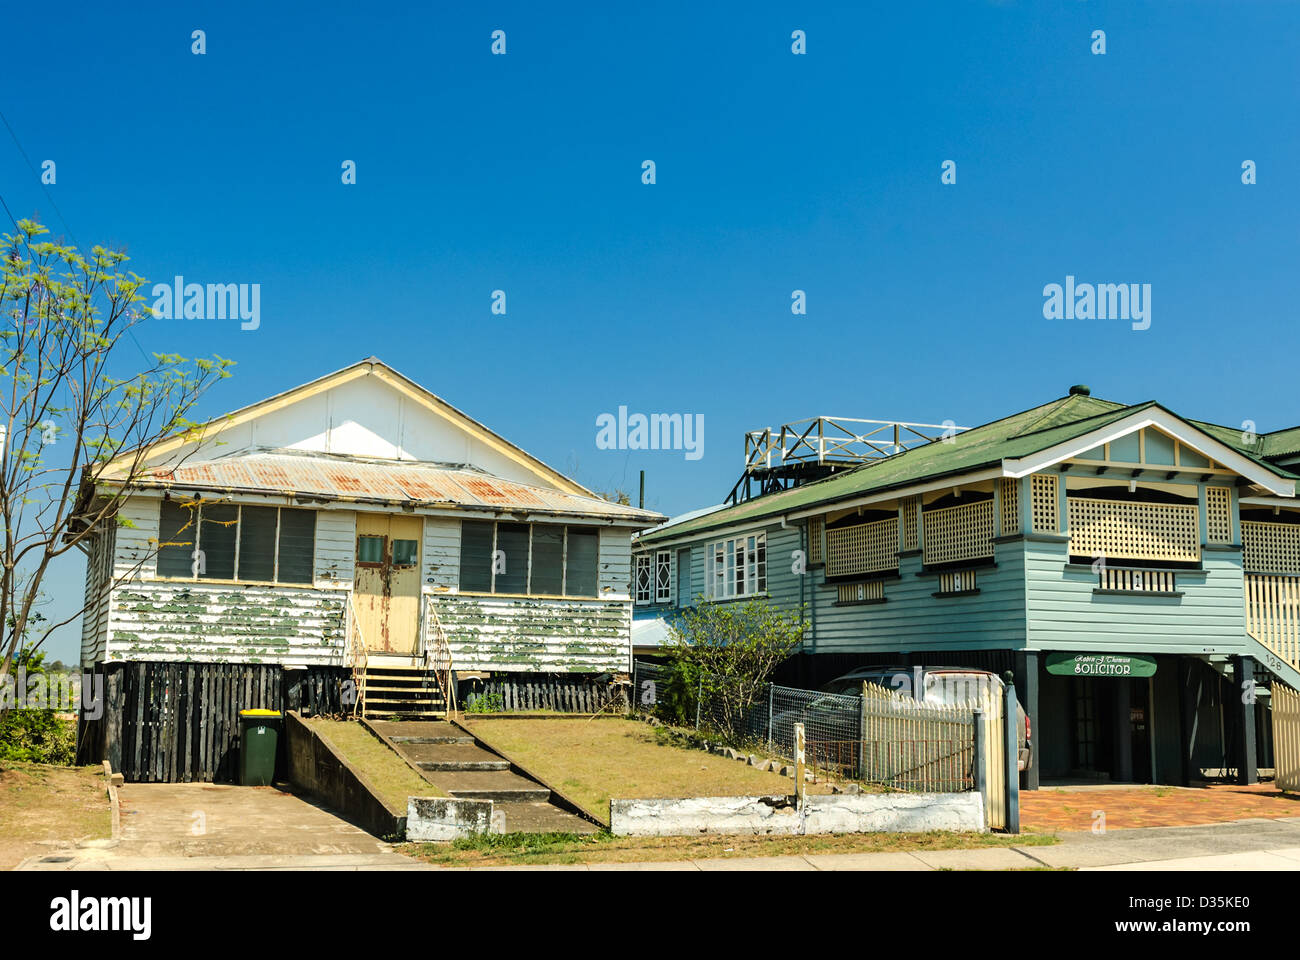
[0, 763, 111, 869]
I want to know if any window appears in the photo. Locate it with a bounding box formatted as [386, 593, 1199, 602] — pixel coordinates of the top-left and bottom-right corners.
[654, 550, 671, 603]
[706, 532, 766, 600]
[157, 500, 316, 584]
[392, 539, 419, 567]
[356, 535, 385, 565]
[635, 553, 653, 604]
[458, 520, 601, 597]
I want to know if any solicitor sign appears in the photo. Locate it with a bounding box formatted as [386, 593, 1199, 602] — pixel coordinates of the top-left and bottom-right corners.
[1045, 652, 1157, 678]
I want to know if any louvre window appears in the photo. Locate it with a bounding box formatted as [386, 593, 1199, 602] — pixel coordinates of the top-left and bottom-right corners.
[564, 528, 599, 597]
[459, 520, 600, 597]
[529, 526, 565, 595]
[494, 523, 530, 594]
[157, 501, 316, 584]
[458, 521, 495, 592]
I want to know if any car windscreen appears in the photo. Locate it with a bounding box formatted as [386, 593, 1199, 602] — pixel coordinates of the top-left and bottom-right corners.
[923, 672, 1000, 705]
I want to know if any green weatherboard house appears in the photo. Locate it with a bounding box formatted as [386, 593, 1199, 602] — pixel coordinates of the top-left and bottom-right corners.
[632, 386, 1300, 789]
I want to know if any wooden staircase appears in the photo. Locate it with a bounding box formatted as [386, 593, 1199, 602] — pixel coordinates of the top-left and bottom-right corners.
[358, 665, 446, 719]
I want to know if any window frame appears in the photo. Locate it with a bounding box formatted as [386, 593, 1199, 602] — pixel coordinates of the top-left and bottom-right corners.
[705, 531, 767, 601]
[459, 520, 602, 599]
[156, 500, 316, 586]
[654, 549, 672, 604]
[635, 553, 653, 605]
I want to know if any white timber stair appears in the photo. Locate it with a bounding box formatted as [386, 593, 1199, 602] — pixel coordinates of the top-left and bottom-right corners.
[358, 665, 446, 719]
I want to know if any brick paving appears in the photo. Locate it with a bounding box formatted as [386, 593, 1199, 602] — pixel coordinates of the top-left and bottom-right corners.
[1021, 781, 1300, 833]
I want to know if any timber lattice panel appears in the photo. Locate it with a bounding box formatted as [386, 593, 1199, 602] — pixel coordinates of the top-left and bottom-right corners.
[1030, 474, 1059, 534]
[1243, 521, 1300, 574]
[923, 500, 994, 566]
[1205, 486, 1232, 545]
[1000, 479, 1020, 536]
[1067, 497, 1200, 563]
[807, 516, 824, 566]
[826, 518, 898, 578]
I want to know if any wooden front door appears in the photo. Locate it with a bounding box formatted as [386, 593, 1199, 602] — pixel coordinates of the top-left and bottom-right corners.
[353, 513, 423, 655]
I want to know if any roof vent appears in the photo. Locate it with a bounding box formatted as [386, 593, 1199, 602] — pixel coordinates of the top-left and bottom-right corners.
[1068, 384, 1091, 397]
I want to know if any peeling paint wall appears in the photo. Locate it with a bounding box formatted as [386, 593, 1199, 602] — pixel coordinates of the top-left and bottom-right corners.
[106, 580, 348, 665]
[430, 593, 631, 673]
[80, 525, 114, 668]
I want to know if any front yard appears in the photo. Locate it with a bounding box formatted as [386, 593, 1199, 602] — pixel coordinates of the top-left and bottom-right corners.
[461, 716, 833, 821]
[0, 762, 112, 869]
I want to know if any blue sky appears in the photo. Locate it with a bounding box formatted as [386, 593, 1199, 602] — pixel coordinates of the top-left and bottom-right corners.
[4, 1, 1298, 661]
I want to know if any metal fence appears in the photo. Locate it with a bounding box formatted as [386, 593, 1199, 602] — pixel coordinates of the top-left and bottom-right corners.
[632, 659, 1006, 818]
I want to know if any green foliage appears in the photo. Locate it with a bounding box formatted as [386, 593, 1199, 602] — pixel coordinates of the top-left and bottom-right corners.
[658, 598, 804, 740]
[447, 830, 611, 853]
[0, 220, 234, 682]
[0, 710, 75, 765]
[465, 691, 504, 714]
[0, 645, 76, 764]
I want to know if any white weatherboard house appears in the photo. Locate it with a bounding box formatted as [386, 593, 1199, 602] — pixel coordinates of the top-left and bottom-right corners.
[76, 359, 662, 778]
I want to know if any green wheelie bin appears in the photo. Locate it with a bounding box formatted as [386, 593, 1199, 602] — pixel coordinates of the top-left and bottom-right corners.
[238, 709, 282, 786]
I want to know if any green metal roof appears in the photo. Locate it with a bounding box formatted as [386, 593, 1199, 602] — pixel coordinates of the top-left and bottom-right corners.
[638, 393, 1297, 546]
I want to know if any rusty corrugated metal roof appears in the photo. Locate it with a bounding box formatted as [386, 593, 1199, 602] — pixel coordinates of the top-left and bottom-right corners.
[126, 452, 660, 524]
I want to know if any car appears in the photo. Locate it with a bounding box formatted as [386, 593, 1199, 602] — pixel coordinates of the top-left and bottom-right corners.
[820, 665, 1033, 771]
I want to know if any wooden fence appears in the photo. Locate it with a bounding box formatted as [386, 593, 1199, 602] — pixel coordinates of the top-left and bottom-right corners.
[98, 662, 348, 782]
[858, 681, 1008, 830]
[1273, 682, 1300, 792]
[464, 675, 624, 714]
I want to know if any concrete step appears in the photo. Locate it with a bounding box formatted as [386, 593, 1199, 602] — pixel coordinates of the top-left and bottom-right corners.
[389, 735, 474, 745]
[404, 743, 510, 772]
[440, 770, 552, 803]
[494, 801, 600, 835]
[417, 759, 510, 772]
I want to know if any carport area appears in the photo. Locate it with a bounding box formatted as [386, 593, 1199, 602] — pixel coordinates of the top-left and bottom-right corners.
[1021, 781, 1300, 833]
[19, 781, 425, 871]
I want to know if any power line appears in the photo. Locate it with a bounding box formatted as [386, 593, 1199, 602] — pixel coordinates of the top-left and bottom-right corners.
[0, 105, 153, 366]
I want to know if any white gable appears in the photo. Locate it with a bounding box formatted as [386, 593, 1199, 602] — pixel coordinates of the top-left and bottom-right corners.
[133, 365, 579, 493]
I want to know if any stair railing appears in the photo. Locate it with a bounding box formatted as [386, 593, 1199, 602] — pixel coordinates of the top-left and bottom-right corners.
[423, 595, 457, 716]
[344, 592, 369, 716]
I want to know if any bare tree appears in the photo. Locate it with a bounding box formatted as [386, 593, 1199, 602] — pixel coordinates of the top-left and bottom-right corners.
[0, 220, 233, 683]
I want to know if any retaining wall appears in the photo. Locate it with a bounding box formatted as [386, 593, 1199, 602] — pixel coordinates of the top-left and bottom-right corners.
[609, 791, 984, 836]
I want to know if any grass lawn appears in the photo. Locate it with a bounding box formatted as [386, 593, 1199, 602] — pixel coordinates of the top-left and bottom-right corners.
[0, 762, 112, 869]
[308, 719, 444, 808]
[403, 828, 1056, 867]
[462, 716, 833, 821]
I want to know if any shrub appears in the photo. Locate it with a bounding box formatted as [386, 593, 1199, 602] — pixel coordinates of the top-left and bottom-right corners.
[658, 598, 804, 741]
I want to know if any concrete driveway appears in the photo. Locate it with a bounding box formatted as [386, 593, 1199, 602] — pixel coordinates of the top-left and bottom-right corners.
[19, 781, 424, 871]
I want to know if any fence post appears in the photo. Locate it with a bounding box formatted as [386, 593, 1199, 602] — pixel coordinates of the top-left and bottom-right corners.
[767, 684, 774, 751]
[858, 681, 868, 780]
[794, 721, 806, 806]
[695, 674, 703, 730]
[1002, 672, 1020, 834]
[972, 707, 987, 825]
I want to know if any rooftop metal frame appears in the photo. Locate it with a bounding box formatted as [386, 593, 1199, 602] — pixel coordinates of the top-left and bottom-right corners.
[726, 416, 969, 505]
